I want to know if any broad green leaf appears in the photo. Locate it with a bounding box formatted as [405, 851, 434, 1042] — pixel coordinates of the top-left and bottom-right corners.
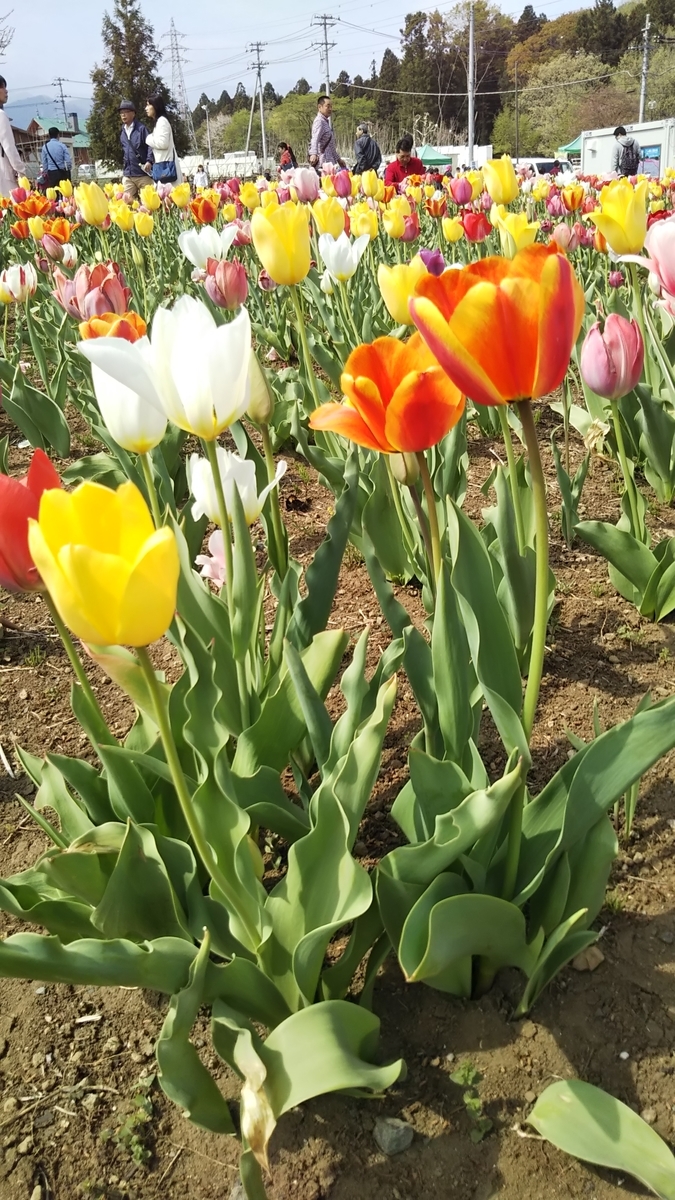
[399, 873, 471, 995]
[432, 562, 474, 765]
[230, 767, 309, 843]
[230, 484, 260, 662]
[46, 754, 114, 825]
[157, 933, 235, 1134]
[35, 760, 93, 844]
[85, 643, 169, 720]
[403, 893, 541, 984]
[527, 1080, 675, 1200]
[0, 933, 196, 992]
[394, 750, 474, 844]
[284, 640, 333, 773]
[97, 747, 156, 824]
[0, 879, 98, 942]
[92, 822, 192, 942]
[575, 521, 657, 595]
[362, 456, 415, 581]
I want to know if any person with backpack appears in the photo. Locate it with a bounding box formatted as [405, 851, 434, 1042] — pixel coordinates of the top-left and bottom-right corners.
[41, 128, 72, 189]
[353, 123, 381, 175]
[611, 127, 641, 177]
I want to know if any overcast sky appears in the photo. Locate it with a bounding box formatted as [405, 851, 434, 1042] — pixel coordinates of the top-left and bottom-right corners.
[8, 0, 595, 112]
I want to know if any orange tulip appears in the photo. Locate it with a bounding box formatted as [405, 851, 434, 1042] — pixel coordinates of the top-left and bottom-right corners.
[410, 244, 584, 407]
[190, 196, 218, 225]
[425, 195, 447, 219]
[593, 228, 607, 253]
[10, 220, 30, 239]
[309, 334, 465, 453]
[44, 217, 72, 244]
[561, 184, 584, 212]
[78, 311, 147, 343]
[13, 194, 52, 220]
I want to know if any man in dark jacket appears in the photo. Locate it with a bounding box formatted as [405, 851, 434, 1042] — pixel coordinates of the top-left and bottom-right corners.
[119, 99, 153, 198]
[611, 126, 641, 176]
[354, 123, 381, 174]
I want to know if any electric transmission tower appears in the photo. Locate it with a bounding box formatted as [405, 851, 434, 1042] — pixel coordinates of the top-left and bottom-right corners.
[168, 18, 197, 152]
[245, 41, 268, 167]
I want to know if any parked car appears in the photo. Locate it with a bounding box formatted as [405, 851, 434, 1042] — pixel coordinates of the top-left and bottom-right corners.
[515, 157, 572, 176]
[76, 163, 97, 182]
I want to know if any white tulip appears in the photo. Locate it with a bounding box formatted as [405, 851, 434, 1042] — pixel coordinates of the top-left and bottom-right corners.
[78, 297, 252, 441]
[61, 244, 78, 268]
[319, 268, 334, 295]
[318, 231, 370, 283]
[188, 448, 287, 526]
[90, 363, 167, 454]
[0, 262, 38, 303]
[178, 224, 238, 269]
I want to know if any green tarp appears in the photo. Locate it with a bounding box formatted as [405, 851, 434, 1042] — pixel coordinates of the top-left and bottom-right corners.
[417, 144, 454, 167]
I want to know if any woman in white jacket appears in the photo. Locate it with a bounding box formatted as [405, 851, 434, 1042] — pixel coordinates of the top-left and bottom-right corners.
[0, 76, 24, 198]
[145, 93, 182, 185]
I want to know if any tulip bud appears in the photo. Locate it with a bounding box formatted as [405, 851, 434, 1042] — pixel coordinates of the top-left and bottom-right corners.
[131, 241, 145, 271]
[291, 168, 320, 204]
[42, 233, 64, 261]
[34, 252, 50, 275]
[320, 268, 334, 294]
[389, 451, 420, 486]
[449, 176, 472, 206]
[204, 260, 248, 310]
[333, 171, 352, 198]
[419, 248, 445, 276]
[608, 270, 624, 288]
[258, 268, 277, 292]
[247, 351, 275, 425]
[580, 314, 644, 401]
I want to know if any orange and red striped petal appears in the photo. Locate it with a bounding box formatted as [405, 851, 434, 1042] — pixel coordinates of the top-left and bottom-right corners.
[532, 253, 585, 399]
[385, 367, 465, 451]
[411, 289, 507, 407]
[309, 402, 388, 452]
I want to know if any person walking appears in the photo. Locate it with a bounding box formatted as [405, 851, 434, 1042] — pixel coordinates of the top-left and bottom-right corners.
[145, 93, 182, 185]
[383, 134, 425, 186]
[41, 127, 72, 189]
[611, 126, 641, 177]
[353, 123, 381, 175]
[119, 99, 153, 199]
[193, 164, 209, 188]
[277, 141, 297, 171]
[0, 75, 24, 198]
[308, 95, 345, 170]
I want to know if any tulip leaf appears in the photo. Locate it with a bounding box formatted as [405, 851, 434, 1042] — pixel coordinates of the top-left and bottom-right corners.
[96, 746, 156, 824]
[432, 561, 476, 767]
[35, 759, 93, 845]
[92, 822, 192, 942]
[284, 639, 333, 773]
[230, 484, 261, 662]
[229, 766, 310, 843]
[157, 933, 235, 1134]
[403, 893, 540, 985]
[0, 879, 99, 942]
[85, 643, 169, 721]
[576, 521, 657, 596]
[46, 754, 115, 826]
[0, 932, 197, 992]
[527, 1080, 675, 1200]
[4, 365, 70, 457]
[362, 456, 415, 581]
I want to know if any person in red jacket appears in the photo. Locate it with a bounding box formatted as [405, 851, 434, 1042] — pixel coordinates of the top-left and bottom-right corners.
[383, 134, 425, 186]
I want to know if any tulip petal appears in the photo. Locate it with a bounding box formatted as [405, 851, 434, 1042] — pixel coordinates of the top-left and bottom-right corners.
[0, 478, 40, 590]
[70, 481, 126, 556]
[411, 292, 506, 407]
[36, 487, 80, 557]
[56, 544, 129, 644]
[26, 449, 61, 498]
[385, 367, 464, 452]
[309, 402, 386, 452]
[532, 254, 585, 399]
[116, 482, 157, 559]
[119, 528, 180, 646]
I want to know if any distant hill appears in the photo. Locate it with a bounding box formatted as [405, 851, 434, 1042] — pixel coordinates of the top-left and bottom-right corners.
[6, 95, 91, 131]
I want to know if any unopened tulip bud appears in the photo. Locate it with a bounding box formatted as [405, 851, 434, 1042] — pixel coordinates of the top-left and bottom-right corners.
[449, 176, 472, 206]
[580, 313, 644, 401]
[204, 260, 248, 310]
[419, 248, 445, 277]
[258, 268, 277, 292]
[61, 244, 78, 269]
[333, 171, 352, 198]
[320, 268, 334, 294]
[390, 451, 420, 486]
[608, 270, 624, 288]
[648, 270, 662, 297]
[34, 252, 50, 275]
[42, 233, 64, 262]
[247, 351, 275, 425]
[131, 241, 145, 271]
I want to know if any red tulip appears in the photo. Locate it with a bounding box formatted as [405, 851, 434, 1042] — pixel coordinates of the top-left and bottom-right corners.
[0, 450, 61, 592]
[462, 211, 491, 242]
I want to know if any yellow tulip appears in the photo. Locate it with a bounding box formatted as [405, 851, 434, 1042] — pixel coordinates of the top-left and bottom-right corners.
[134, 211, 154, 237]
[203, 187, 221, 206]
[140, 184, 161, 211]
[240, 181, 261, 211]
[650, 199, 665, 215]
[588, 177, 649, 255]
[28, 482, 179, 647]
[361, 170, 380, 198]
[561, 184, 584, 212]
[350, 202, 378, 240]
[483, 155, 519, 206]
[260, 189, 279, 209]
[312, 196, 345, 238]
[532, 180, 550, 203]
[405, 185, 422, 205]
[18, 176, 31, 192]
[170, 183, 191, 209]
[58, 178, 73, 198]
[251, 203, 310, 286]
[222, 203, 237, 223]
[491, 204, 539, 259]
[110, 202, 134, 232]
[46, 188, 57, 202]
[321, 175, 337, 197]
[351, 175, 361, 196]
[389, 194, 412, 218]
[424, 184, 435, 199]
[649, 183, 663, 199]
[377, 255, 428, 326]
[104, 183, 115, 198]
[28, 216, 45, 240]
[75, 181, 109, 227]
[382, 208, 405, 239]
[467, 170, 483, 201]
[442, 216, 464, 243]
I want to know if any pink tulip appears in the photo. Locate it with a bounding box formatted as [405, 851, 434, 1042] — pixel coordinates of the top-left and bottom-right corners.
[546, 193, 565, 217]
[196, 530, 227, 586]
[10, 187, 27, 204]
[204, 259, 248, 310]
[333, 171, 352, 199]
[450, 176, 472, 206]
[608, 270, 624, 288]
[580, 314, 644, 400]
[226, 177, 240, 197]
[479, 191, 492, 212]
[277, 186, 291, 204]
[401, 212, 420, 242]
[52, 261, 131, 320]
[231, 218, 252, 247]
[291, 167, 320, 203]
[551, 223, 578, 252]
[42, 233, 65, 262]
[645, 214, 675, 297]
[258, 268, 277, 292]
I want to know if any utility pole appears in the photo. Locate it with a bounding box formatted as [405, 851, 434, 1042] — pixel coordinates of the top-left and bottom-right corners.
[53, 77, 68, 124]
[168, 19, 197, 152]
[312, 14, 336, 98]
[246, 42, 268, 170]
[467, 1, 475, 168]
[202, 104, 212, 160]
[514, 62, 519, 164]
[639, 13, 651, 123]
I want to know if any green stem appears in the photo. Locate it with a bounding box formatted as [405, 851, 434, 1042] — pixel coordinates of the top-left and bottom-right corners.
[203, 438, 250, 728]
[2, 303, 8, 358]
[407, 482, 435, 583]
[139, 452, 163, 527]
[290, 285, 321, 410]
[497, 405, 526, 555]
[260, 423, 288, 579]
[563, 376, 571, 477]
[610, 400, 641, 539]
[43, 593, 116, 746]
[339, 280, 362, 346]
[416, 452, 442, 581]
[517, 401, 549, 742]
[135, 647, 260, 953]
[384, 456, 419, 567]
[629, 261, 655, 392]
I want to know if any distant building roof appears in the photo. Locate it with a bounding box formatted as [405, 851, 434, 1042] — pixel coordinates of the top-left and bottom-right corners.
[71, 133, 90, 148]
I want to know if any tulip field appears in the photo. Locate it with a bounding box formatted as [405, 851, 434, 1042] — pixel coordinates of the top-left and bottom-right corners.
[2, 160, 675, 1200]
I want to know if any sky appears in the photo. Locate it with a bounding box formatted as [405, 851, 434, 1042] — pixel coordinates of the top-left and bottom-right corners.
[7, 0, 597, 117]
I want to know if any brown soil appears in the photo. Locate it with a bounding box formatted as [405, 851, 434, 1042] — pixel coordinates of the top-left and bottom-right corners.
[1, 409, 674, 1200]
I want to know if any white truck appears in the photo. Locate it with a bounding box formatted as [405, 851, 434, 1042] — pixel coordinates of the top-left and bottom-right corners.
[580, 118, 675, 177]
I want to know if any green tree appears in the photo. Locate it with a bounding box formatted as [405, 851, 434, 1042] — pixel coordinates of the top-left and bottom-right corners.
[332, 70, 352, 98]
[263, 81, 280, 107]
[617, 35, 675, 120]
[447, 1, 516, 144]
[375, 48, 400, 123]
[232, 83, 250, 113]
[89, 0, 183, 167]
[491, 106, 540, 155]
[506, 12, 581, 82]
[577, 0, 628, 67]
[398, 12, 433, 129]
[292, 78, 312, 95]
[519, 49, 607, 152]
[192, 92, 213, 132]
[516, 4, 546, 42]
[217, 89, 233, 115]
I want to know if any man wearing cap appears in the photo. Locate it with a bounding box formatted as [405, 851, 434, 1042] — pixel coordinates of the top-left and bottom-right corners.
[119, 100, 153, 198]
[353, 123, 381, 175]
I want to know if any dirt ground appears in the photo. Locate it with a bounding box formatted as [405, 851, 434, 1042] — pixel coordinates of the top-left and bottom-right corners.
[0, 407, 674, 1200]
